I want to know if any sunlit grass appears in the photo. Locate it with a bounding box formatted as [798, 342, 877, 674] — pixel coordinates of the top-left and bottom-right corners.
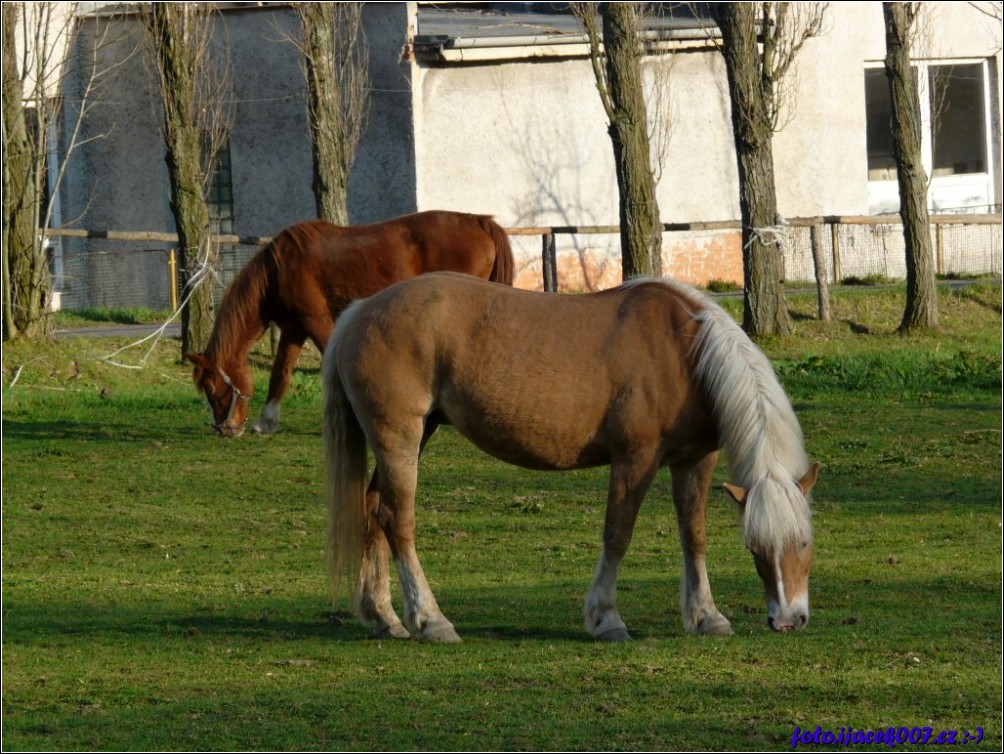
[3, 284, 1000, 751]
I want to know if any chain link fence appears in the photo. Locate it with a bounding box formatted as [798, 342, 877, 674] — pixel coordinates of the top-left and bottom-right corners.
[55, 242, 263, 312]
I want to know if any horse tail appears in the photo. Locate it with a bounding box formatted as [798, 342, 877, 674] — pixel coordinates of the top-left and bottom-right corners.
[321, 326, 369, 604]
[482, 216, 516, 287]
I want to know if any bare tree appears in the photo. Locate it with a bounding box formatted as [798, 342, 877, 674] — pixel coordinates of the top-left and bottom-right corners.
[141, 3, 232, 356]
[710, 2, 826, 337]
[968, 1, 1004, 28]
[882, 2, 938, 333]
[2, 3, 40, 341]
[294, 2, 369, 225]
[2, 2, 75, 340]
[575, 2, 663, 280]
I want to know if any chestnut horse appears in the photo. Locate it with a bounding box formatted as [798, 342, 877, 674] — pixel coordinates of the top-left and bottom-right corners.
[322, 273, 819, 643]
[188, 211, 514, 436]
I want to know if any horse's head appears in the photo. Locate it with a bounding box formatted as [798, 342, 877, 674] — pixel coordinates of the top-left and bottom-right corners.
[187, 353, 253, 438]
[725, 462, 820, 632]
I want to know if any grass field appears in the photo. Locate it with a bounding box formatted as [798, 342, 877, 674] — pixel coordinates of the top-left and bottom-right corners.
[2, 284, 1001, 751]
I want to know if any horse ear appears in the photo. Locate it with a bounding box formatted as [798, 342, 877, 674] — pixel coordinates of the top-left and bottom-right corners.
[723, 482, 747, 505]
[797, 462, 821, 497]
[187, 353, 210, 384]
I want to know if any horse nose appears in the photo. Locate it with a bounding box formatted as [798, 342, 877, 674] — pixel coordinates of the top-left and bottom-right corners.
[768, 612, 808, 633]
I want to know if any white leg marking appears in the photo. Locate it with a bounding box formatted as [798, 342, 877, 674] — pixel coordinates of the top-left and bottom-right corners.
[678, 546, 733, 635]
[394, 554, 460, 643]
[585, 551, 629, 640]
[252, 400, 281, 435]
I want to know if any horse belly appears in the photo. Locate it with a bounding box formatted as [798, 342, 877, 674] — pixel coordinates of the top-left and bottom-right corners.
[437, 387, 610, 471]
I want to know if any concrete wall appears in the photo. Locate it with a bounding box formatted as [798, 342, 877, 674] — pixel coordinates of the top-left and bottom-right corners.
[224, 8, 313, 235]
[63, 7, 314, 241]
[408, 1, 1001, 288]
[350, 2, 419, 222]
[407, 5, 863, 285]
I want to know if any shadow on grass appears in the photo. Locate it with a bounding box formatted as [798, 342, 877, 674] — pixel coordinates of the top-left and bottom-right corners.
[4, 559, 999, 649]
[2, 599, 359, 643]
[3, 417, 210, 443]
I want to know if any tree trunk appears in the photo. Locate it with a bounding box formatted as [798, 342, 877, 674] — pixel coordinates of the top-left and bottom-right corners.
[883, 2, 938, 333]
[2, 3, 53, 341]
[147, 4, 217, 356]
[713, 4, 791, 337]
[303, 3, 348, 225]
[299, 3, 367, 226]
[600, 3, 662, 280]
[165, 125, 214, 356]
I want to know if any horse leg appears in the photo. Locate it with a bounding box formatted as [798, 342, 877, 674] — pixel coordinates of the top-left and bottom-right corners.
[355, 418, 441, 639]
[354, 471, 411, 639]
[671, 452, 734, 636]
[252, 329, 305, 435]
[584, 451, 661, 642]
[373, 418, 459, 644]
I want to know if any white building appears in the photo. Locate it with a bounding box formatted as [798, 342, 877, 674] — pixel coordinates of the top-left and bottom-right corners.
[50, 1, 1003, 305]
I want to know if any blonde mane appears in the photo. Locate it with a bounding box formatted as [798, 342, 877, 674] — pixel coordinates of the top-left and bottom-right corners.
[660, 281, 812, 555]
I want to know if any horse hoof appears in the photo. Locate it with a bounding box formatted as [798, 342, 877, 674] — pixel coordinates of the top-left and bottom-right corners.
[421, 622, 462, 644]
[374, 622, 411, 640]
[251, 422, 276, 436]
[596, 627, 633, 642]
[696, 615, 734, 636]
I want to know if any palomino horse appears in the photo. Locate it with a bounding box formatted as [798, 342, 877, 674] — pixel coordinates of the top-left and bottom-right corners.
[188, 211, 515, 437]
[323, 272, 819, 643]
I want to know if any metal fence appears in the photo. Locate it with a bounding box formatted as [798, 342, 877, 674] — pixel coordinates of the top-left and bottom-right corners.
[48, 214, 1001, 312]
[54, 240, 264, 313]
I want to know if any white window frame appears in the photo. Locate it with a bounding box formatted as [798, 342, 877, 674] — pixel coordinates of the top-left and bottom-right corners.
[865, 57, 996, 215]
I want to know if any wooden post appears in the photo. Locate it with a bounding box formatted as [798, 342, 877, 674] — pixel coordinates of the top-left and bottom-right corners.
[168, 248, 178, 311]
[935, 222, 944, 276]
[542, 232, 558, 292]
[830, 221, 841, 284]
[810, 222, 832, 322]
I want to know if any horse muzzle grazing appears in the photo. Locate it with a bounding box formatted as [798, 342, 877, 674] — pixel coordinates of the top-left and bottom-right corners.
[209, 373, 251, 437]
[188, 354, 252, 437]
[751, 540, 813, 633]
[214, 414, 247, 438]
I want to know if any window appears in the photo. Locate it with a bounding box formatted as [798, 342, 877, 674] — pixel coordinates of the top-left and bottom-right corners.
[864, 59, 996, 214]
[864, 68, 899, 180]
[929, 63, 986, 177]
[204, 137, 234, 238]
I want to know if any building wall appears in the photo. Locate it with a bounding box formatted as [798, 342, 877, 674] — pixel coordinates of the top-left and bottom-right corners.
[55, 2, 1002, 304]
[351, 2, 419, 222]
[224, 8, 313, 235]
[408, 1, 1002, 287]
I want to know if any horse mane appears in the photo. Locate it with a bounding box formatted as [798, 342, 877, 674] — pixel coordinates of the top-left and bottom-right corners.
[657, 280, 812, 554]
[206, 240, 275, 361]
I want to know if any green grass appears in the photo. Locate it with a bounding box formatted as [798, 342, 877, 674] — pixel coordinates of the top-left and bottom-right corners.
[2, 285, 1001, 751]
[51, 306, 172, 329]
[841, 274, 901, 286]
[704, 279, 743, 293]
